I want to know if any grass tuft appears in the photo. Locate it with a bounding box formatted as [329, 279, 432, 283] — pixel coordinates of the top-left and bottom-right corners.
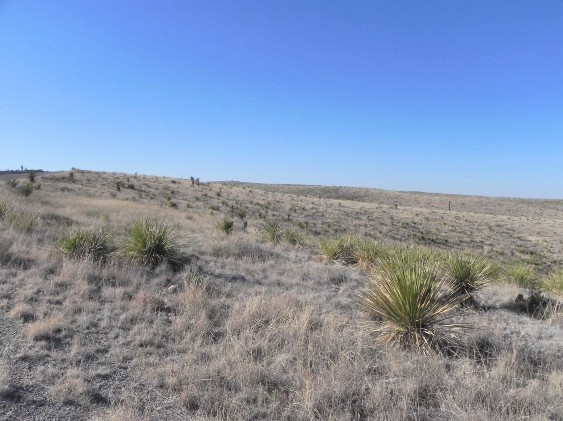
[445, 253, 498, 305]
[505, 265, 538, 289]
[542, 269, 563, 297]
[283, 229, 307, 247]
[260, 220, 284, 245]
[58, 226, 115, 262]
[359, 253, 467, 354]
[215, 217, 235, 235]
[124, 217, 186, 269]
[319, 236, 358, 265]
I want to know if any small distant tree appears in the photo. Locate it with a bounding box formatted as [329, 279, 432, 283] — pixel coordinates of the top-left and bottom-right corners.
[69, 171, 75, 182]
[28, 171, 36, 183]
[190, 176, 195, 187]
[195, 178, 200, 186]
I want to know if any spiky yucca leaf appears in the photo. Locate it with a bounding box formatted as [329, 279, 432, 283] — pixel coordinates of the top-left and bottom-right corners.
[319, 236, 357, 265]
[446, 253, 498, 303]
[216, 217, 235, 235]
[260, 220, 284, 245]
[543, 270, 563, 297]
[506, 265, 538, 289]
[359, 256, 467, 354]
[124, 217, 185, 269]
[58, 226, 115, 262]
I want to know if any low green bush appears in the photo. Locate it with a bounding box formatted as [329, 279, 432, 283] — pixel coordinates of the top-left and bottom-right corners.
[58, 226, 115, 262]
[445, 253, 498, 304]
[260, 220, 284, 245]
[359, 254, 467, 354]
[124, 217, 186, 269]
[216, 217, 235, 235]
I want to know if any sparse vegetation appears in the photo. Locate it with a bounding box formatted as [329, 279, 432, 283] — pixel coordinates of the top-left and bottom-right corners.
[0, 171, 561, 420]
[19, 182, 35, 197]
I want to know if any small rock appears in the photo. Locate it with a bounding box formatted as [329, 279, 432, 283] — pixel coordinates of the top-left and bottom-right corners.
[167, 285, 178, 293]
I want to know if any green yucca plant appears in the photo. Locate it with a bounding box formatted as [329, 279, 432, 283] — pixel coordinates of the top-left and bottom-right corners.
[58, 226, 115, 262]
[543, 270, 563, 297]
[124, 217, 185, 269]
[445, 253, 498, 305]
[260, 220, 284, 245]
[359, 255, 467, 354]
[283, 229, 306, 247]
[352, 237, 383, 267]
[319, 236, 357, 265]
[506, 265, 538, 289]
[216, 217, 235, 235]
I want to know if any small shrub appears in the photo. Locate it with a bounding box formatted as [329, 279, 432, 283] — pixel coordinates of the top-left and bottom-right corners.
[284, 229, 306, 247]
[124, 217, 185, 269]
[235, 208, 247, 220]
[28, 171, 36, 183]
[0, 202, 9, 220]
[445, 253, 498, 305]
[506, 265, 538, 289]
[359, 254, 467, 354]
[19, 183, 34, 198]
[352, 237, 383, 267]
[216, 217, 235, 235]
[319, 236, 357, 265]
[58, 226, 115, 262]
[542, 269, 563, 297]
[260, 220, 284, 245]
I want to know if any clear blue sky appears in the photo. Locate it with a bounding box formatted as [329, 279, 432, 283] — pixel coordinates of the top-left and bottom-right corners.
[1, 1, 562, 198]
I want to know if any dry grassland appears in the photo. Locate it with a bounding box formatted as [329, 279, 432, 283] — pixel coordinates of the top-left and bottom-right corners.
[0, 170, 562, 420]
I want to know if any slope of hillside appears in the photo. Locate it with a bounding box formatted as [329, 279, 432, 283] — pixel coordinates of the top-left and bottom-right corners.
[0, 170, 561, 420]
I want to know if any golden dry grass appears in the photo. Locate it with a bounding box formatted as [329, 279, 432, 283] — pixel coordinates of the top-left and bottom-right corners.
[0, 170, 562, 420]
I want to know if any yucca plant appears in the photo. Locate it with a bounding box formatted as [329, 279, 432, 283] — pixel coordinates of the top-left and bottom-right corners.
[319, 236, 357, 265]
[124, 217, 185, 269]
[542, 270, 563, 297]
[352, 237, 383, 268]
[260, 220, 284, 245]
[216, 217, 235, 235]
[58, 226, 115, 263]
[445, 253, 498, 305]
[506, 265, 538, 289]
[283, 229, 306, 247]
[359, 255, 467, 354]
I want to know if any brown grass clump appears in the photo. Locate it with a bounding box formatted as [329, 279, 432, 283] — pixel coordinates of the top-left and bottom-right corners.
[26, 317, 66, 341]
[9, 303, 36, 322]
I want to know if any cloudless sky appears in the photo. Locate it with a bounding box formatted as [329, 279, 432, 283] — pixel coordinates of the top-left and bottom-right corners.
[1, 1, 562, 198]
